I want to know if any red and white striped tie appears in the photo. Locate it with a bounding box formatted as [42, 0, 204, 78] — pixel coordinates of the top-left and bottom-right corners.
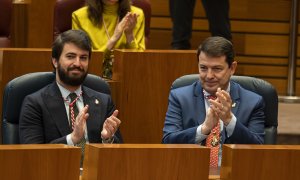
[204, 94, 221, 167]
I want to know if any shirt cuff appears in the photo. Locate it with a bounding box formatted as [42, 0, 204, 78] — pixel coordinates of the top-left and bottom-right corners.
[66, 134, 75, 146]
[224, 115, 237, 138]
[195, 125, 208, 144]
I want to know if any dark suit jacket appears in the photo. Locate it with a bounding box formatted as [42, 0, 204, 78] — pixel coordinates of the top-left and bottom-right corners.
[162, 81, 265, 144]
[19, 82, 122, 144]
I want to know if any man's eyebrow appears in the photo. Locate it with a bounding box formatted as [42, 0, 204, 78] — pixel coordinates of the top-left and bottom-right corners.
[212, 65, 223, 68]
[65, 52, 77, 55]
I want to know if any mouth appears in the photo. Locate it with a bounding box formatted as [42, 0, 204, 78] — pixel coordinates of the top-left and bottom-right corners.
[205, 81, 218, 87]
[68, 68, 84, 75]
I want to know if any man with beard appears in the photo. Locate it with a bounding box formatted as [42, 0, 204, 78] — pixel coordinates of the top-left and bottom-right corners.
[19, 30, 122, 145]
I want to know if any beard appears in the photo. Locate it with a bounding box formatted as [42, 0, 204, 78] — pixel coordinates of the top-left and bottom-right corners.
[57, 63, 87, 86]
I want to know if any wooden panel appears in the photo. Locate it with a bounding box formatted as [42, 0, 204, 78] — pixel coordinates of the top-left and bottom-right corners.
[149, 30, 300, 57]
[11, 2, 28, 47]
[82, 144, 210, 180]
[151, 0, 291, 21]
[113, 50, 198, 143]
[148, 30, 210, 50]
[27, 0, 56, 47]
[236, 65, 287, 78]
[237, 66, 300, 78]
[149, 30, 291, 57]
[221, 145, 300, 180]
[236, 56, 288, 65]
[151, 17, 290, 34]
[244, 34, 289, 56]
[0, 144, 81, 180]
[230, 0, 290, 21]
[12, 0, 56, 48]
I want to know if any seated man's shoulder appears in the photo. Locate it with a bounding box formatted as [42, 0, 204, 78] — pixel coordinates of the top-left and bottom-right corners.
[234, 82, 263, 101]
[27, 83, 52, 97]
[83, 86, 111, 99]
[171, 81, 198, 96]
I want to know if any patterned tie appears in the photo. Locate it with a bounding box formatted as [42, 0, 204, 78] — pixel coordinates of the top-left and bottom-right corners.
[69, 93, 86, 166]
[69, 93, 79, 130]
[205, 94, 221, 167]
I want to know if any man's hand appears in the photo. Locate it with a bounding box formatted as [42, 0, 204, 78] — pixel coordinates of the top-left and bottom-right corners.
[209, 88, 233, 125]
[71, 105, 89, 144]
[201, 108, 219, 135]
[101, 110, 121, 140]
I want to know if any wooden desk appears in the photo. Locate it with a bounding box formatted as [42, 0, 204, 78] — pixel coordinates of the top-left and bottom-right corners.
[209, 167, 220, 180]
[0, 144, 81, 180]
[220, 144, 300, 180]
[82, 144, 210, 180]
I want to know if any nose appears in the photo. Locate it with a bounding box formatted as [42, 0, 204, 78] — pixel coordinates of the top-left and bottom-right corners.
[73, 56, 81, 66]
[206, 68, 214, 79]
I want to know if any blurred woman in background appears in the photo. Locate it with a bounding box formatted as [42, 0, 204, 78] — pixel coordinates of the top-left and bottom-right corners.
[72, 0, 145, 78]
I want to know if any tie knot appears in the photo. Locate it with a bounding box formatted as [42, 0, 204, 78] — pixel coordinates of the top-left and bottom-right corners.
[69, 93, 78, 101]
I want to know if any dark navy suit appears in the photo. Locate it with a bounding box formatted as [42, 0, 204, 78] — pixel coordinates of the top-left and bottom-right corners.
[19, 82, 122, 144]
[162, 81, 265, 144]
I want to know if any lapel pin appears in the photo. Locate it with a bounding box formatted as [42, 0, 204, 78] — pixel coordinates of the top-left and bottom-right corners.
[232, 102, 236, 108]
[95, 99, 99, 104]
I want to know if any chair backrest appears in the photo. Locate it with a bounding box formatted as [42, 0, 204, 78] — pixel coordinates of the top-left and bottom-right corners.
[2, 72, 111, 144]
[0, 0, 13, 47]
[171, 74, 278, 144]
[53, 0, 151, 47]
[53, 0, 86, 40]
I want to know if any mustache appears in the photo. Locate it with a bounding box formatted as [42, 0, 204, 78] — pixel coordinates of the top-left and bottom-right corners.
[67, 66, 84, 72]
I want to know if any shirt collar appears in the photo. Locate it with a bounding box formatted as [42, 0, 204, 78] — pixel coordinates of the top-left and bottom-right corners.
[56, 82, 83, 102]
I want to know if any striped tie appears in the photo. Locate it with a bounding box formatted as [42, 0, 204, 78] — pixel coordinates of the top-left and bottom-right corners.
[69, 93, 86, 166]
[206, 121, 221, 167]
[205, 94, 221, 167]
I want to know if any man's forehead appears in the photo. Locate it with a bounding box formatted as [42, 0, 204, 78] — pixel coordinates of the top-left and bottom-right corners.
[199, 51, 226, 59]
[62, 43, 89, 56]
[199, 53, 226, 62]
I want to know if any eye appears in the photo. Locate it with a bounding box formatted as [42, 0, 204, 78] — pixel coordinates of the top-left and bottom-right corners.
[66, 54, 76, 59]
[199, 66, 207, 71]
[80, 56, 89, 61]
[212, 67, 223, 72]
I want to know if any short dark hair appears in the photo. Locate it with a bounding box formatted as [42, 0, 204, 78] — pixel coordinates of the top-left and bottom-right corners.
[197, 36, 235, 67]
[52, 29, 92, 61]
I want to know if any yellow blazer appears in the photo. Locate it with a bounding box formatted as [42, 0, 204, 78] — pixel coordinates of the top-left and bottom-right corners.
[72, 5, 145, 51]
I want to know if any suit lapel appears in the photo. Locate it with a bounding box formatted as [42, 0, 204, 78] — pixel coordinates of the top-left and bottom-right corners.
[229, 81, 240, 116]
[194, 81, 206, 125]
[82, 87, 103, 143]
[43, 82, 72, 136]
[220, 81, 240, 143]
